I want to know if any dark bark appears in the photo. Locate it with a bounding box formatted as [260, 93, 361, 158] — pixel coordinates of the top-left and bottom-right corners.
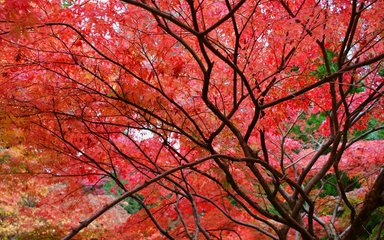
[341, 170, 384, 240]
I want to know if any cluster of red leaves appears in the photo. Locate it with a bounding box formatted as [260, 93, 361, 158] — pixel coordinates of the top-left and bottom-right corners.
[0, 0, 383, 239]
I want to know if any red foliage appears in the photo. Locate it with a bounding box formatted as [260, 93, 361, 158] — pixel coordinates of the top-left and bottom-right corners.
[0, 0, 383, 239]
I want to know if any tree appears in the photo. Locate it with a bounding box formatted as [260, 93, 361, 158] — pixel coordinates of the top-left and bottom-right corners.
[0, 0, 383, 239]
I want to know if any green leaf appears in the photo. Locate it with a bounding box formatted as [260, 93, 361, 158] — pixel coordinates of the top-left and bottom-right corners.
[353, 118, 384, 140]
[363, 207, 384, 239]
[101, 179, 115, 194]
[379, 68, 384, 77]
[61, 0, 74, 8]
[348, 83, 365, 94]
[310, 49, 338, 79]
[291, 112, 327, 144]
[227, 196, 242, 208]
[313, 171, 361, 197]
[290, 66, 299, 72]
[268, 206, 281, 216]
[120, 194, 144, 214]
